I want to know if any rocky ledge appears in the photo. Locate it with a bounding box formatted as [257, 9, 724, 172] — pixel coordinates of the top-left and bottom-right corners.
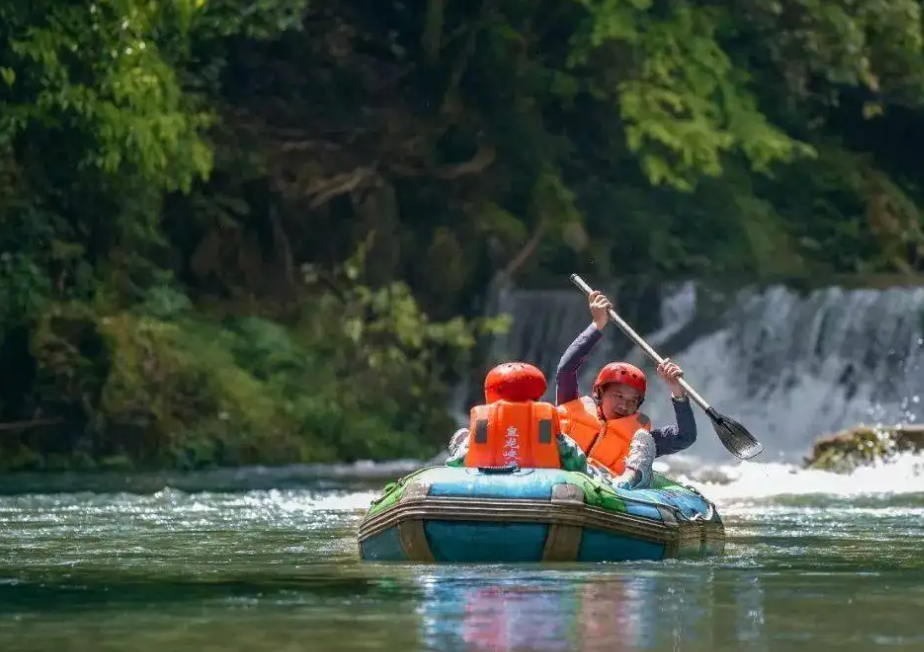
[804, 425, 924, 473]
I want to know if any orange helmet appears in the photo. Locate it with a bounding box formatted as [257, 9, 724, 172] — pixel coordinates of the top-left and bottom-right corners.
[593, 362, 647, 398]
[484, 362, 547, 403]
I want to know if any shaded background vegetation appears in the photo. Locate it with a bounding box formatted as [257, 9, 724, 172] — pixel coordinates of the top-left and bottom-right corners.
[0, 0, 922, 470]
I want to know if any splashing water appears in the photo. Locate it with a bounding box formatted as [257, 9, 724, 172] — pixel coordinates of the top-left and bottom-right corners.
[3, 456, 924, 652]
[655, 453, 924, 505]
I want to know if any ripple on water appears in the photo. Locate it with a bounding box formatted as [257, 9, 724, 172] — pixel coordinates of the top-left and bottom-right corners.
[2, 463, 924, 651]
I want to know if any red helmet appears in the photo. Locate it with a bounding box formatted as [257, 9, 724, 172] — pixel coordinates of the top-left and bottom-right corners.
[484, 362, 547, 403]
[593, 362, 646, 398]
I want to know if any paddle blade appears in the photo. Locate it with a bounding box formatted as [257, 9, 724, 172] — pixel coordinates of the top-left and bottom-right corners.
[705, 408, 764, 460]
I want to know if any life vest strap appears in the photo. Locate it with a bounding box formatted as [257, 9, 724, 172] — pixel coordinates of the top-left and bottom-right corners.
[474, 418, 489, 444]
[538, 418, 552, 444]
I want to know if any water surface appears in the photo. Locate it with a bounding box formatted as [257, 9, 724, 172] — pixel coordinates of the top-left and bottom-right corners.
[2, 457, 924, 652]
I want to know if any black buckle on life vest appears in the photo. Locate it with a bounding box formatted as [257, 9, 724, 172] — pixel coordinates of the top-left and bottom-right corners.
[478, 464, 520, 474]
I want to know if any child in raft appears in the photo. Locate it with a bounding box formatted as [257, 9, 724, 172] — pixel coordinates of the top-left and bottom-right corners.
[554, 289, 698, 489]
[445, 362, 590, 472]
[444, 362, 655, 490]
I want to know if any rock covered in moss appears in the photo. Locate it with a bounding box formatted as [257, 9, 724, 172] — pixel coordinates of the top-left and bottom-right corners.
[804, 425, 924, 473]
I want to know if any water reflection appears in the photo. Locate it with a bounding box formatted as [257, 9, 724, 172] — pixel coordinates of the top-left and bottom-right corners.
[460, 585, 572, 651]
[416, 567, 767, 652]
[418, 574, 576, 652]
[732, 574, 767, 652]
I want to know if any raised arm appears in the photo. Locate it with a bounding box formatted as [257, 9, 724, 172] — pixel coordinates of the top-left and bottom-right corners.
[555, 323, 604, 404]
[556, 290, 613, 404]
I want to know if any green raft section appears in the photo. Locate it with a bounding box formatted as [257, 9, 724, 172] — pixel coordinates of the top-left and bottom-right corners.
[357, 466, 725, 563]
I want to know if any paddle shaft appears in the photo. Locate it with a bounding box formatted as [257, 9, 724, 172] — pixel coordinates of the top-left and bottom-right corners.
[569, 274, 714, 412]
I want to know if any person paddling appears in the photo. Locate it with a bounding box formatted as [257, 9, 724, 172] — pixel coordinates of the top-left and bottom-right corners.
[556, 289, 698, 488]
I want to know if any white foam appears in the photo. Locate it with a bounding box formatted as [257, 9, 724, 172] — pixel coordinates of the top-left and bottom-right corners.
[296, 454, 924, 511]
[658, 452, 924, 502]
[286, 453, 924, 514]
[305, 490, 381, 511]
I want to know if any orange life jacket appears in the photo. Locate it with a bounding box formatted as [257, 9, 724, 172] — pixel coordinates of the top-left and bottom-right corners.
[464, 400, 562, 469]
[558, 396, 651, 474]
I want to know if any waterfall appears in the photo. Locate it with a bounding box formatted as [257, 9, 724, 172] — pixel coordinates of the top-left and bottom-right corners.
[481, 281, 924, 462]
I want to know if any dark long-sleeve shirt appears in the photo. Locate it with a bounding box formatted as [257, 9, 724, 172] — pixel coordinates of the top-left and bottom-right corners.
[554, 323, 697, 457]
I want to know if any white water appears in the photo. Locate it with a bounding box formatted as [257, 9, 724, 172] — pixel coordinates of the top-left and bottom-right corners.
[276, 451, 924, 516]
[480, 281, 924, 462]
[652, 452, 924, 503]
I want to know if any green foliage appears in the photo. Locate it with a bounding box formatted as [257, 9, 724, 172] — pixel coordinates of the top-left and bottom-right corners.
[1, 0, 924, 470]
[7, 256, 492, 470]
[572, 1, 814, 189]
[0, 1, 212, 191]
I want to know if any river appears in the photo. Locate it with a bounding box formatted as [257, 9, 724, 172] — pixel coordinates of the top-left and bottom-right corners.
[3, 455, 924, 652]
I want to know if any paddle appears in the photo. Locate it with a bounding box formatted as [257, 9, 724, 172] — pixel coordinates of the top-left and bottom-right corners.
[569, 273, 764, 461]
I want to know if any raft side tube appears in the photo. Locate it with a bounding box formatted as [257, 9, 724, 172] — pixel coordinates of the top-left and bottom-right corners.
[357, 467, 725, 563]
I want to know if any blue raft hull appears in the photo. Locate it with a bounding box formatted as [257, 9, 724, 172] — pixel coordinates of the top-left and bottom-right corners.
[357, 466, 725, 563]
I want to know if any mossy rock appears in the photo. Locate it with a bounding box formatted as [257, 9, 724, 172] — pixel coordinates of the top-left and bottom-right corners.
[804, 425, 924, 473]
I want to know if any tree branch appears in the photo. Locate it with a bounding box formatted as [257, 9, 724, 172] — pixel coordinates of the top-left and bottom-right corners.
[303, 167, 377, 207]
[502, 218, 547, 279]
[0, 418, 64, 433]
[422, 0, 446, 65]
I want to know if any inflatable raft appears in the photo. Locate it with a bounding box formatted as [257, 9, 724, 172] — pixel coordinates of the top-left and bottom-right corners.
[357, 465, 725, 563]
